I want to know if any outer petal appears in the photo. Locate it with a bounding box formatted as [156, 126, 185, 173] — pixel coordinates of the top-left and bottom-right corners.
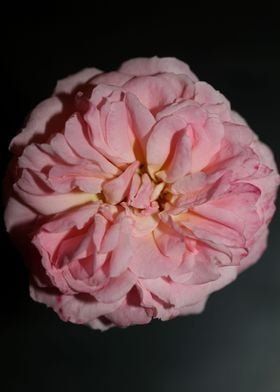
[119, 56, 198, 81]
[93, 270, 137, 303]
[91, 71, 132, 87]
[142, 265, 238, 308]
[54, 68, 102, 95]
[123, 73, 191, 113]
[30, 284, 122, 325]
[10, 97, 64, 153]
[4, 196, 37, 232]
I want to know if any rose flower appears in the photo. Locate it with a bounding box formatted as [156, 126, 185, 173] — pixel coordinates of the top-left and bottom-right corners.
[4, 57, 279, 330]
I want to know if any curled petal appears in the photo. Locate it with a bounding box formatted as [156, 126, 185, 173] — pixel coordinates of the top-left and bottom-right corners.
[146, 116, 186, 175]
[102, 161, 139, 204]
[94, 270, 137, 303]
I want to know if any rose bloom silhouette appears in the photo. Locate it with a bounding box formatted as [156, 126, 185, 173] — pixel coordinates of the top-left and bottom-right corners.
[4, 57, 279, 330]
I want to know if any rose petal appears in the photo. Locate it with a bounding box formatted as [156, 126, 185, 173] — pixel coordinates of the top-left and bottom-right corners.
[119, 56, 198, 81]
[54, 68, 102, 95]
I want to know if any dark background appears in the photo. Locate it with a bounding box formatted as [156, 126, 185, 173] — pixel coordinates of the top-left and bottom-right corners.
[1, 6, 280, 392]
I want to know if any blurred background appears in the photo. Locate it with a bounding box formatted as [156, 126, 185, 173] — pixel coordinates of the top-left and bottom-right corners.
[1, 5, 279, 392]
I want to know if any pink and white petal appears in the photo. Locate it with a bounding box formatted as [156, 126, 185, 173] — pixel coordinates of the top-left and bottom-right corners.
[125, 92, 155, 154]
[37, 203, 99, 233]
[10, 97, 64, 153]
[128, 173, 141, 204]
[126, 209, 159, 236]
[100, 220, 121, 253]
[102, 161, 139, 204]
[170, 248, 221, 285]
[14, 183, 99, 215]
[17, 169, 52, 195]
[180, 211, 246, 247]
[119, 57, 198, 81]
[192, 182, 262, 240]
[171, 171, 208, 195]
[102, 101, 135, 162]
[105, 298, 152, 327]
[129, 234, 177, 278]
[146, 115, 186, 175]
[50, 133, 81, 164]
[18, 144, 59, 171]
[176, 298, 208, 317]
[64, 114, 118, 175]
[123, 73, 190, 112]
[129, 173, 153, 209]
[252, 140, 279, 172]
[91, 71, 132, 86]
[4, 196, 37, 232]
[191, 117, 224, 172]
[54, 68, 102, 95]
[238, 226, 268, 273]
[156, 100, 207, 124]
[92, 213, 108, 251]
[164, 131, 192, 183]
[143, 265, 237, 308]
[194, 81, 231, 119]
[195, 81, 227, 105]
[88, 84, 121, 106]
[153, 223, 185, 261]
[48, 164, 105, 194]
[87, 318, 114, 331]
[223, 122, 254, 145]
[30, 284, 122, 324]
[93, 270, 137, 303]
[109, 219, 134, 277]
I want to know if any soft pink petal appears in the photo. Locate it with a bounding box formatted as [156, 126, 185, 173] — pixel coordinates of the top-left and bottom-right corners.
[48, 164, 105, 194]
[54, 68, 102, 95]
[164, 130, 192, 182]
[109, 219, 134, 277]
[49, 133, 81, 164]
[14, 182, 99, 215]
[119, 57, 198, 81]
[180, 211, 246, 247]
[18, 144, 59, 171]
[146, 115, 186, 174]
[238, 226, 268, 273]
[102, 161, 139, 204]
[10, 97, 63, 153]
[4, 196, 37, 232]
[128, 173, 153, 209]
[125, 92, 155, 155]
[194, 81, 231, 120]
[192, 182, 262, 240]
[30, 284, 122, 324]
[130, 234, 179, 278]
[101, 101, 135, 162]
[91, 71, 132, 87]
[191, 117, 224, 172]
[105, 289, 152, 327]
[94, 270, 137, 303]
[123, 73, 191, 113]
[64, 114, 118, 175]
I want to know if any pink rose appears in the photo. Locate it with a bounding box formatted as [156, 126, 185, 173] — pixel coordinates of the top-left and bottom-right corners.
[4, 57, 279, 330]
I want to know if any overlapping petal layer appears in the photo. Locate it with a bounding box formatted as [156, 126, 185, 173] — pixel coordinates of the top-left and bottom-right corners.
[5, 57, 279, 330]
